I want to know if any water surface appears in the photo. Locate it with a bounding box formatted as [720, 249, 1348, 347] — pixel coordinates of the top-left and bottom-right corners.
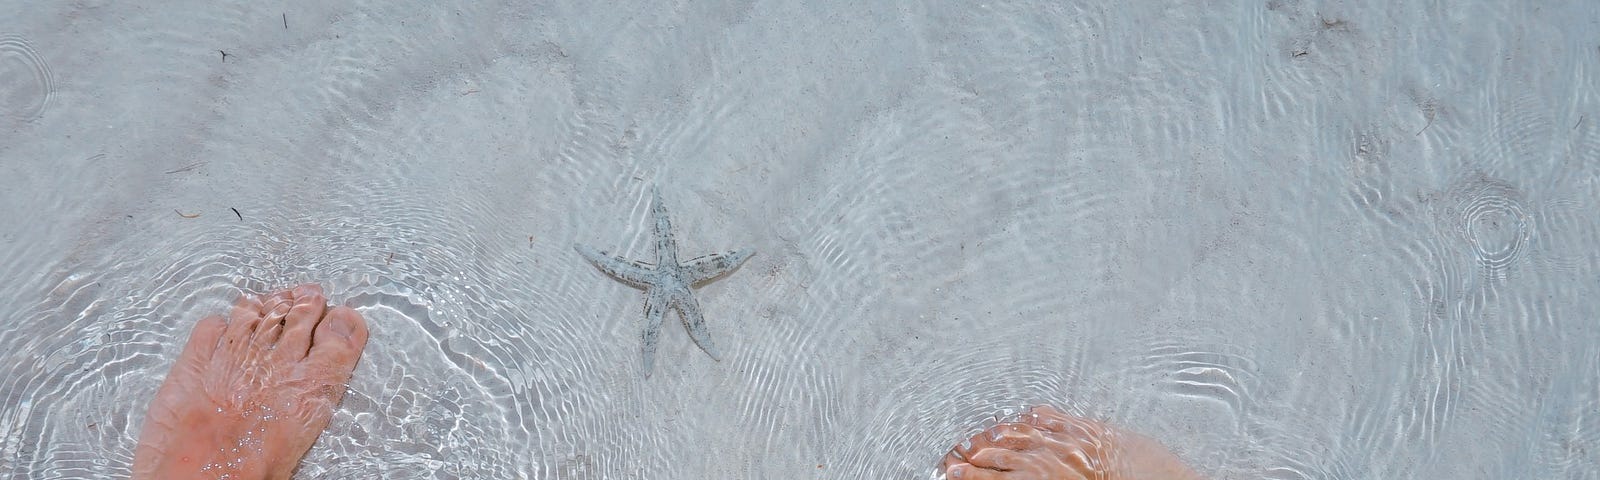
[1, 1, 1597, 478]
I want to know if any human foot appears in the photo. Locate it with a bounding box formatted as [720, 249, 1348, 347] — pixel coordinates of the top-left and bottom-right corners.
[942, 405, 1204, 480]
[132, 284, 369, 480]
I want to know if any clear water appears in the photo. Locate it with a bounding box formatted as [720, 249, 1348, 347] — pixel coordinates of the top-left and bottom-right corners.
[3, 1, 1598, 478]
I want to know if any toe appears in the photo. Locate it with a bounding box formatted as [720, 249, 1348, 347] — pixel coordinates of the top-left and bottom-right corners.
[273, 284, 327, 359]
[222, 292, 267, 346]
[1026, 404, 1069, 420]
[178, 315, 228, 365]
[1018, 416, 1114, 476]
[305, 306, 368, 377]
[944, 439, 985, 473]
[252, 300, 291, 348]
[943, 446, 968, 472]
[961, 423, 1045, 455]
[944, 463, 1008, 480]
[989, 423, 1047, 450]
[966, 444, 1029, 471]
[967, 448, 1085, 480]
[1026, 406, 1115, 438]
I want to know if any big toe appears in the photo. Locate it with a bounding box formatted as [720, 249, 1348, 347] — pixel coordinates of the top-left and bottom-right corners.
[306, 306, 368, 375]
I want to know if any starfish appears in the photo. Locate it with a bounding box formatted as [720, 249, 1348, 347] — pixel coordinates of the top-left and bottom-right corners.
[574, 188, 754, 376]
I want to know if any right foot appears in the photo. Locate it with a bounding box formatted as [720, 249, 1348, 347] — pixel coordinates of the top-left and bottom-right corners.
[942, 405, 1204, 480]
[132, 284, 369, 480]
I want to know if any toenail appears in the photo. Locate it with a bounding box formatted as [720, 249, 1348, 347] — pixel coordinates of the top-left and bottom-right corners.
[293, 284, 319, 299]
[329, 317, 357, 339]
[269, 303, 291, 319]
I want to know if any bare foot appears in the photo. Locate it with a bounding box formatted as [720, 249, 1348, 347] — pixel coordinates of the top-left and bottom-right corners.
[132, 284, 369, 480]
[942, 405, 1204, 480]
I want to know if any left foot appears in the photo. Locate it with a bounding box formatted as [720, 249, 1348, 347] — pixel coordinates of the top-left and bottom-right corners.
[132, 284, 368, 480]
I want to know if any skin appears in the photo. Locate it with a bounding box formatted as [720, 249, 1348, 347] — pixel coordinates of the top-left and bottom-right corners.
[943, 405, 1206, 480]
[131, 284, 368, 480]
[127, 284, 1196, 479]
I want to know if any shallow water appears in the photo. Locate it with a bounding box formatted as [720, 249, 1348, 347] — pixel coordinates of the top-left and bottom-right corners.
[2, 1, 1598, 478]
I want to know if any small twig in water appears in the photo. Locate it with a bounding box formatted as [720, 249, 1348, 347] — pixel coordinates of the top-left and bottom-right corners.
[175, 209, 200, 219]
[386, 252, 395, 264]
[282, 13, 288, 30]
[1575, 115, 1584, 130]
[164, 161, 207, 174]
[230, 207, 242, 220]
[219, 50, 229, 63]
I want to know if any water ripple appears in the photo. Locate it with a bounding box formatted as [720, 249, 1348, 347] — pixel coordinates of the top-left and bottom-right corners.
[0, 35, 55, 122]
[1433, 173, 1534, 281]
[1135, 342, 1259, 424]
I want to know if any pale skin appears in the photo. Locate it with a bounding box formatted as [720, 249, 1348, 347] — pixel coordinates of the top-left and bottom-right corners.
[132, 284, 1199, 479]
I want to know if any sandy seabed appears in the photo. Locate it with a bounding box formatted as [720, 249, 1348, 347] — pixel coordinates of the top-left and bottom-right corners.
[2, 1, 1598, 478]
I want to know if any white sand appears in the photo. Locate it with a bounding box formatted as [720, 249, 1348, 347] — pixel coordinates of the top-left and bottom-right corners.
[2, 1, 1598, 478]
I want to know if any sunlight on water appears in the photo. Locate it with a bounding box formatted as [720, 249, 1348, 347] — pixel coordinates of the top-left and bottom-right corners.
[1, 0, 1598, 478]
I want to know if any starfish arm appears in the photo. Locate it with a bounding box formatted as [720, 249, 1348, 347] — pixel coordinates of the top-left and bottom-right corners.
[673, 290, 722, 361]
[641, 289, 668, 377]
[683, 249, 755, 286]
[650, 187, 679, 266]
[573, 243, 655, 288]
